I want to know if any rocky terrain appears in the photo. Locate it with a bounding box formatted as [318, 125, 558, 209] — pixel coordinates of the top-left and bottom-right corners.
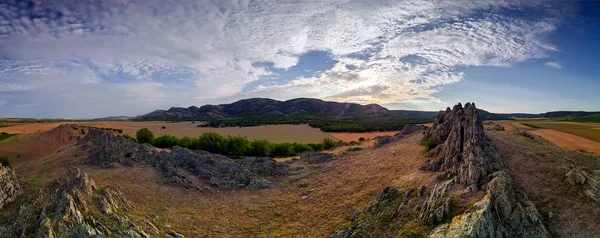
[333, 103, 550, 237]
[78, 127, 302, 190]
[0, 165, 22, 210]
[0, 167, 161, 237]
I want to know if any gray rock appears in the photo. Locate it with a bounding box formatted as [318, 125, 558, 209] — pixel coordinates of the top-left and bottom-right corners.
[299, 152, 334, 164]
[0, 165, 23, 211]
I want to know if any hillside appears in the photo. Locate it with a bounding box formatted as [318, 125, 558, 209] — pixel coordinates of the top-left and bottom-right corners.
[136, 98, 511, 121]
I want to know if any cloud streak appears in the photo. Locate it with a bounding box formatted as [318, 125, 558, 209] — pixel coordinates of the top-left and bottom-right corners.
[545, 62, 562, 69]
[0, 0, 562, 117]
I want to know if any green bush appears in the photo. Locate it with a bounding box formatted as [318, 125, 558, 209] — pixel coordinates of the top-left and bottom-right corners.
[116, 129, 123, 133]
[249, 140, 272, 156]
[424, 138, 438, 151]
[225, 136, 250, 157]
[271, 143, 296, 157]
[321, 138, 337, 150]
[292, 143, 314, 153]
[136, 128, 154, 144]
[308, 143, 323, 151]
[153, 135, 180, 148]
[177, 136, 194, 148]
[197, 132, 226, 153]
[358, 137, 366, 142]
[0, 156, 9, 167]
[122, 134, 138, 143]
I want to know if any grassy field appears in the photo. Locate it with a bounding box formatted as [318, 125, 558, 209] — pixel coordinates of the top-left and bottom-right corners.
[514, 121, 600, 143]
[0, 133, 15, 141]
[0, 122, 333, 143]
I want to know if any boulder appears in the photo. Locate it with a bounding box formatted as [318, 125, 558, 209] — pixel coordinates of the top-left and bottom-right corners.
[0, 165, 23, 211]
[299, 152, 334, 164]
[566, 167, 600, 203]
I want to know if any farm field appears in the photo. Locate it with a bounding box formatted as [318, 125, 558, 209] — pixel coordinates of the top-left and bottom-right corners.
[514, 121, 600, 143]
[529, 129, 600, 154]
[0, 122, 333, 143]
[329, 131, 399, 142]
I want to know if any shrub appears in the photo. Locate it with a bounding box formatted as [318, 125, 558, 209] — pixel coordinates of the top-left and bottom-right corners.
[197, 132, 226, 153]
[161, 126, 166, 129]
[0, 156, 9, 167]
[321, 138, 337, 150]
[292, 143, 314, 153]
[424, 138, 438, 151]
[122, 134, 138, 143]
[136, 128, 155, 144]
[358, 137, 366, 142]
[116, 129, 123, 133]
[308, 143, 323, 151]
[249, 140, 272, 156]
[153, 135, 179, 148]
[271, 143, 295, 157]
[80, 128, 86, 135]
[177, 136, 194, 148]
[225, 136, 250, 157]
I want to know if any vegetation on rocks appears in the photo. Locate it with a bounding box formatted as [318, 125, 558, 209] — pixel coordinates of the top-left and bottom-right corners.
[131, 128, 339, 158]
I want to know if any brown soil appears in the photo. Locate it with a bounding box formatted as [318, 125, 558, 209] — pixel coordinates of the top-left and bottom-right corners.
[488, 130, 600, 237]
[329, 131, 399, 142]
[31, 133, 435, 237]
[529, 129, 600, 154]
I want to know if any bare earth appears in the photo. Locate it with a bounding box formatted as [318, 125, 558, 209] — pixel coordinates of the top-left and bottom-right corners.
[0, 122, 332, 143]
[529, 129, 600, 154]
[329, 131, 398, 142]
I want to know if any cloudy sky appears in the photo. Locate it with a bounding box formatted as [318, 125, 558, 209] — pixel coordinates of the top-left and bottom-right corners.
[0, 0, 599, 118]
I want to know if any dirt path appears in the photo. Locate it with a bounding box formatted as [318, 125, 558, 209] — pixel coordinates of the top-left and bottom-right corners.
[529, 129, 600, 154]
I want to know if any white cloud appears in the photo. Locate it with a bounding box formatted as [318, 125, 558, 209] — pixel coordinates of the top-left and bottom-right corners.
[0, 0, 562, 117]
[545, 61, 562, 69]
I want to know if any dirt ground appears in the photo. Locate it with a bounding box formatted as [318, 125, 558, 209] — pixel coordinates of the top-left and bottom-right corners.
[0, 122, 332, 143]
[488, 130, 600, 237]
[529, 129, 600, 154]
[12, 132, 436, 237]
[329, 131, 399, 142]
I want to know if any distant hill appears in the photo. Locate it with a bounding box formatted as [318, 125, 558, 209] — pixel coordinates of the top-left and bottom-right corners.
[92, 116, 131, 121]
[135, 98, 512, 121]
[497, 111, 600, 122]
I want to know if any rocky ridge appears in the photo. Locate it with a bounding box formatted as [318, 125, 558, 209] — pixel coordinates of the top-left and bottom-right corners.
[332, 103, 550, 237]
[0, 168, 157, 237]
[0, 165, 23, 210]
[78, 127, 302, 190]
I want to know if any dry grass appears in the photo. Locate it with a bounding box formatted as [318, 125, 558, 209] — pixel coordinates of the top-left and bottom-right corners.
[79, 133, 435, 237]
[529, 129, 600, 154]
[0, 122, 333, 143]
[488, 130, 600, 237]
[329, 131, 399, 142]
[513, 121, 600, 143]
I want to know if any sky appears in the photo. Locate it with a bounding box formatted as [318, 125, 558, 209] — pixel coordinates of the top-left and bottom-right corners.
[0, 0, 599, 118]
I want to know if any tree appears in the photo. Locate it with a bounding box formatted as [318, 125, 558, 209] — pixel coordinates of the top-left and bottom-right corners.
[197, 132, 226, 153]
[225, 136, 250, 157]
[358, 137, 366, 142]
[153, 135, 179, 148]
[292, 143, 314, 153]
[271, 143, 295, 157]
[321, 137, 337, 150]
[136, 128, 154, 144]
[178, 136, 193, 148]
[249, 140, 272, 156]
[0, 156, 9, 167]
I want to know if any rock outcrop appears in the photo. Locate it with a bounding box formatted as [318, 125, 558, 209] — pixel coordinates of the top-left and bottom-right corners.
[78, 128, 301, 190]
[0, 168, 157, 237]
[566, 167, 600, 203]
[0, 165, 23, 210]
[299, 151, 334, 164]
[420, 103, 549, 237]
[394, 124, 427, 139]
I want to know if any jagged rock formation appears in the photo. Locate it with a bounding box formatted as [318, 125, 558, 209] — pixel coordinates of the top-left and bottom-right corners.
[487, 124, 505, 131]
[299, 152, 334, 164]
[566, 167, 600, 203]
[394, 124, 427, 139]
[0, 165, 23, 210]
[0, 168, 157, 237]
[374, 135, 393, 148]
[420, 103, 549, 237]
[78, 128, 301, 190]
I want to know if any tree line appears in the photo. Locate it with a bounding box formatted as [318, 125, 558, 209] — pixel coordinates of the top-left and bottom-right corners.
[126, 128, 339, 158]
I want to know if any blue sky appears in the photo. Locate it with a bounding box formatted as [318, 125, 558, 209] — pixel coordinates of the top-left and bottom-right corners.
[0, 0, 598, 118]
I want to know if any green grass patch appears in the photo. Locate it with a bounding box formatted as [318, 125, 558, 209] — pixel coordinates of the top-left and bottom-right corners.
[0, 133, 16, 141]
[521, 123, 543, 129]
[28, 175, 45, 188]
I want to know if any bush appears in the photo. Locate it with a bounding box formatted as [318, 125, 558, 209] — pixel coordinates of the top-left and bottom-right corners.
[153, 135, 179, 148]
[271, 143, 296, 157]
[136, 128, 154, 144]
[358, 137, 365, 142]
[197, 132, 226, 153]
[161, 126, 167, 129]
[321, 138, 337, 150]
[249, 140, 272, 156]
[292, 143, 314, 153]
[122, 134, 138, 143]
[424, 138, 438, 151]
[308, 143, 323, 151]
[225, 136, 250, 157]
[0, 156, 9, 167]
[177, 136, 193, 148]
[116, 129, 123, 133]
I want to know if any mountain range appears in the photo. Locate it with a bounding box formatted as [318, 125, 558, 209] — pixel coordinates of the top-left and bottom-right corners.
[134, 98, 514, 121]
